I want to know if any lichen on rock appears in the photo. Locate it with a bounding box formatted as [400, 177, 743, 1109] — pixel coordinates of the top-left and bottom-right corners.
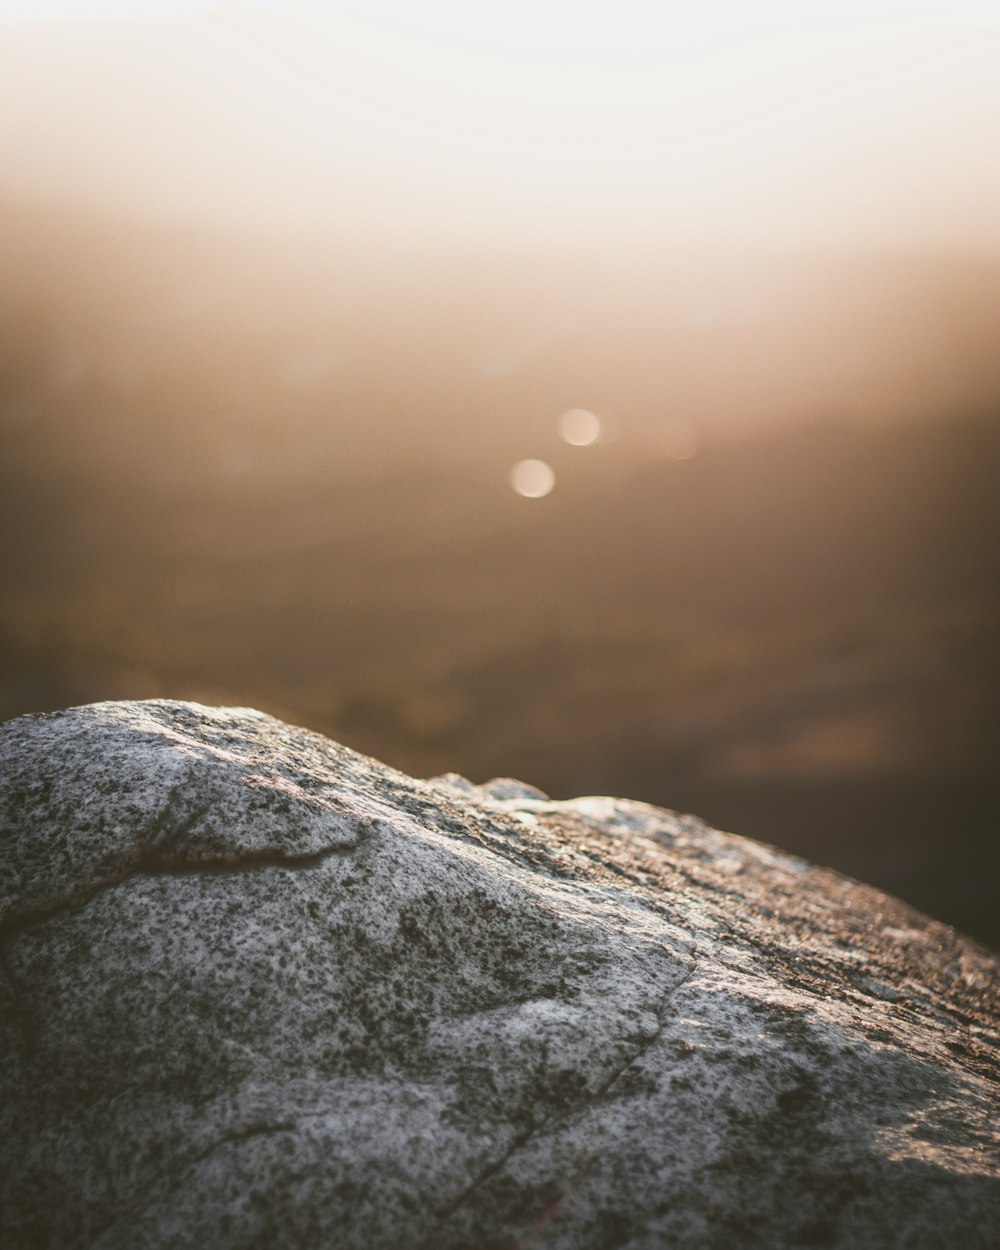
[1, 699, 998, 1249]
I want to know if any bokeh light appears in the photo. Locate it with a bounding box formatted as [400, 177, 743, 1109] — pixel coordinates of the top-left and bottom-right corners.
[558, 408, 602, 446]
[510, 459, 555, 497]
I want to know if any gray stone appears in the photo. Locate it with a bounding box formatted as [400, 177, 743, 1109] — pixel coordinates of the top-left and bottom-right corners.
[1, 699, 998, 1250]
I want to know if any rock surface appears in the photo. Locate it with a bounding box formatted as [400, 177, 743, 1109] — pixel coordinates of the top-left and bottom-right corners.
[1, 700, 998, 1250]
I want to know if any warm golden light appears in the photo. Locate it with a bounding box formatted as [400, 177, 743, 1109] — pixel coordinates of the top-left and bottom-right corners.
[0, 0, 997, 971]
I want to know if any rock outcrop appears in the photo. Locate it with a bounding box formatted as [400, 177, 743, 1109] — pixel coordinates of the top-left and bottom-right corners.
[1, 700, 998, 1249]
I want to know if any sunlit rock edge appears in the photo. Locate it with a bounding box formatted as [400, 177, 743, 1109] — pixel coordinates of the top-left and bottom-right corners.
[0, 699, 997, 1250]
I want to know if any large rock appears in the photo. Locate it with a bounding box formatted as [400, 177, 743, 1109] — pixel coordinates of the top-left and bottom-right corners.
[1, 700, 998, 1249]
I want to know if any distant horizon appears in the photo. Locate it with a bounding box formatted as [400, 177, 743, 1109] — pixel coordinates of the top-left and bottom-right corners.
[3, 188, 999, 471]
[5, 184, 1000, 267]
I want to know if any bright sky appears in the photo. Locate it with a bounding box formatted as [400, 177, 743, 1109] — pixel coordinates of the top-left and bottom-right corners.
[0, 2, 998, 249]
[2, 1, 999, 50]
[1, 1, 998, 25]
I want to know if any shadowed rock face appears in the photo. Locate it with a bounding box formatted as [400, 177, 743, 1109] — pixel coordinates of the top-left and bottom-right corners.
[1, 701, 998, 1250]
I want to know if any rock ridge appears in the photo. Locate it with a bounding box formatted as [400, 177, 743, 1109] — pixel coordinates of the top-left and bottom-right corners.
[1, 699, 998, 1249]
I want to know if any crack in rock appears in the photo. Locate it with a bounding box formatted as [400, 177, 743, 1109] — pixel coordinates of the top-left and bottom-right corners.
[0, 826, 373, 1059]
[1, 831, 373, 945]
[84, 1122, 299, 1250]
[425, 954, 700, 1245]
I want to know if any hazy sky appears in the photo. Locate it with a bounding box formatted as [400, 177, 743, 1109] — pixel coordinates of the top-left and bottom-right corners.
[1, 2, 998, 249]
[2, 2, 998, 31]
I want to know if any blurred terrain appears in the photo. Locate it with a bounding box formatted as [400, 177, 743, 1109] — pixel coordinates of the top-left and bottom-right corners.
[1, 199, 998, 946]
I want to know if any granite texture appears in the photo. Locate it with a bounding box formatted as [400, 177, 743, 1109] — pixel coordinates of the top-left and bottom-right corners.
[1, 699, 998, 1249]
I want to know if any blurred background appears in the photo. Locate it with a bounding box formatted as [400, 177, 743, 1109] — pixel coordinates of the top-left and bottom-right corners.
[1, 2, 998, 945]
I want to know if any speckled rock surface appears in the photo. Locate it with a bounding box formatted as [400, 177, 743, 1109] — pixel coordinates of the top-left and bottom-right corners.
[1, 700, 998, 1250]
